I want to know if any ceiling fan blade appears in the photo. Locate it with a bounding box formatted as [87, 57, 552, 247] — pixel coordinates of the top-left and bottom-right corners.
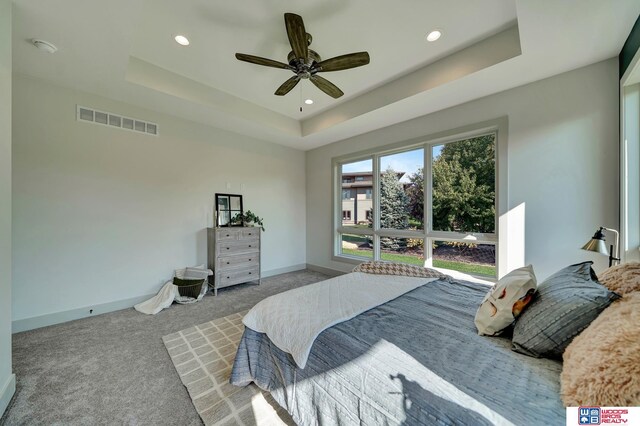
[310, 75, 344, 98]
[284, 13, 308, 61]
[235, 53, 292, 70]
[315, 52, 370, 72]
[275, 76, 301, 96]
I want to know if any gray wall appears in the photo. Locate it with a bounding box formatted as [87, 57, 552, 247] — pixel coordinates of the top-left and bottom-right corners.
[0, 0, 15, 416]
[12, 75, 307, 328]
[306, 59, 619, 280]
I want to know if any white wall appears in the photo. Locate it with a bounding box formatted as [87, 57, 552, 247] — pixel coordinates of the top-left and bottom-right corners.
[621, 83, 640, 261]
[0, 0, 15, 415]
[12, 75, 306, 328]
[306, 59, 619, 281]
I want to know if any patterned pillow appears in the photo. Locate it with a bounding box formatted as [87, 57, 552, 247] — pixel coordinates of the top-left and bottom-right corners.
[475, 265, 537, 336]
[352, 261, 446, 279]
[561, 292, 640, 406]
[598, 262, 640, 296]
[512, 262, 620, 359]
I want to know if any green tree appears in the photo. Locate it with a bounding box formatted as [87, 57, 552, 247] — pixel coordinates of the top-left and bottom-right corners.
[380, 167, 409, 250]
[432, 135, 495, 233]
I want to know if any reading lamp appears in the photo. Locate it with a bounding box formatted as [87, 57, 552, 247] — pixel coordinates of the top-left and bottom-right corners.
[581, 227, 620, 267]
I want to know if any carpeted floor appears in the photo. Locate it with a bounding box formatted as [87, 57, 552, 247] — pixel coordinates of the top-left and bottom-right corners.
[0, 269, 328, 426]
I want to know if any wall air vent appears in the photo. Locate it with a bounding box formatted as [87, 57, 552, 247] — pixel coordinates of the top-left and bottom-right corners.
[76, 105, 158, 136]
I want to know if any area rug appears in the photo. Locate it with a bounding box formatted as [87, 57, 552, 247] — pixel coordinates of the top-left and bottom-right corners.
[162, 311, 295, 426]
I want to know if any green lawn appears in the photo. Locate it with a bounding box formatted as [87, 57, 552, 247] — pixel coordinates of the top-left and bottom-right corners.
[432, 259, 495, 276]
[380, 252, 424, 265]
[342, 248, 495, 276]
[342, 234, 370, 244]
[342, 248, 373, 258]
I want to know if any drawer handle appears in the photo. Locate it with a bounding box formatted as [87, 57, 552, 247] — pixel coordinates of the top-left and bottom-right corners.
[226, 247, 230, 250]
[226, 261, 230, 264]
[248, 245, 252, 248]
[248, 233, 252, 236]
[249, 272, 252, 275]
[248, 259, 251, 261]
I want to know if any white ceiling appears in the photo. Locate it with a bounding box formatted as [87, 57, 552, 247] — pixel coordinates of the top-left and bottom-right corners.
[11, 0, 640, 150]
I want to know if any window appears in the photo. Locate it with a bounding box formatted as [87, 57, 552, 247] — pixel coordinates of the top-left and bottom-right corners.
[335, 131, 498, 278]
[355, 176, 365, 181]
[342, 189, 353, 200]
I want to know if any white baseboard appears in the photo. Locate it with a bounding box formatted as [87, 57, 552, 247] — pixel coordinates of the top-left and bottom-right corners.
[262, 264, 307, 278]
[12, 293, 155, 333]
[12, 264, 309, 333]
[306, 263, 346, 277]
[0, 373, 16, 417]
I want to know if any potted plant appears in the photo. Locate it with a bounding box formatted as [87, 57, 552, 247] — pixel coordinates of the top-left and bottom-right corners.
[231, 210, 265, 231]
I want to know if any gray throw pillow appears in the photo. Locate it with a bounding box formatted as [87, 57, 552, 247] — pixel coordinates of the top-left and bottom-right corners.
[512, 261, 620, 359]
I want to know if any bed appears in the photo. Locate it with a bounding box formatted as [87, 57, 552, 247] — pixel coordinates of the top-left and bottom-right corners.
[230, 274, 565, 425]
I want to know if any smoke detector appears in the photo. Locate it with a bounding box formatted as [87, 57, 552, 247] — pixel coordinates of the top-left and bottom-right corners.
[32, 39, 57, 53]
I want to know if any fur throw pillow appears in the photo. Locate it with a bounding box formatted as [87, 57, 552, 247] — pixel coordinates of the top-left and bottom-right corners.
[353, 261, 446, 279]
[598, 262, 640, 296]
[561, 292, 640, 406]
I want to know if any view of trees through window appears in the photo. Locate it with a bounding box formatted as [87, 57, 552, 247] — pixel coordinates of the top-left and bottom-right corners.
[339, 133, 496, 276]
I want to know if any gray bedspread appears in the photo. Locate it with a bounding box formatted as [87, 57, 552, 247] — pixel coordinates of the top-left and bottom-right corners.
[230, 278, 564, 425]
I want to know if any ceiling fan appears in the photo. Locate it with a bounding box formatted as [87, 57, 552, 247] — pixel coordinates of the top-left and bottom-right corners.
[235, 13, 370, 99]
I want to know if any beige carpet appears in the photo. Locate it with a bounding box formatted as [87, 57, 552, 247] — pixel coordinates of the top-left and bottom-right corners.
[163, 311, 295, 426]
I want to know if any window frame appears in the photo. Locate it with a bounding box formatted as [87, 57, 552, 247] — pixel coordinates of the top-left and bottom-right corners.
[332, 118, 508, 280]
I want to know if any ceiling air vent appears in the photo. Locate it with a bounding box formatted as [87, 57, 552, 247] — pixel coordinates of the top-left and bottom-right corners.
[76, 105, 158, 136]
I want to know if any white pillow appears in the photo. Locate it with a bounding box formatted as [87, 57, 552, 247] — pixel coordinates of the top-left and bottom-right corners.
[183, 267, 211, 280]
[475, 265, 537, 336]
[175, 264, 206, 279]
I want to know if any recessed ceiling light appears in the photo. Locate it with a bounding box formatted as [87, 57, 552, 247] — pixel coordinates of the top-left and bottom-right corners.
[32, 39, 57, 53]
[426, 30, 442, 42]
[174, 35, 190, 46]
[304, 99, 314, 105]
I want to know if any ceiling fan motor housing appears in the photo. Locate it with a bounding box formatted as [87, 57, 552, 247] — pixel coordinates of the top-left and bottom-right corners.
[288, 49, 321, 78]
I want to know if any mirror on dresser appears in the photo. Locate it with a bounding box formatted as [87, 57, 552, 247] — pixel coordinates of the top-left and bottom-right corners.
[215, 193, 243, 227]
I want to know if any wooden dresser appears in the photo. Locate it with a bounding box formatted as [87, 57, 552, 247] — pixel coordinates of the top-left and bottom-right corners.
[207, 227, 261, 295]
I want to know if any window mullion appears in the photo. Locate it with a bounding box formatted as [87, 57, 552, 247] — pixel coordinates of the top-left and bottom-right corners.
[373, 154, 381, 261]
[425, 143, 433, 234]
[424, 144, 432, 267]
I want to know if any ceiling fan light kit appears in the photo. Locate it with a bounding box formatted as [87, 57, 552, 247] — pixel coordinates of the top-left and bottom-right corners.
[235, 13, 370, 99]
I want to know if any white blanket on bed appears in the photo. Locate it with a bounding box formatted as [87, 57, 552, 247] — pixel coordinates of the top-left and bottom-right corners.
[242, 272, 435, 368]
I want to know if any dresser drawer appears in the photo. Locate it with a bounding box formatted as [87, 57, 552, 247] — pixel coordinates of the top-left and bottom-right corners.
[216, 229, 241, 241]
[218, 240, 259, 254]
[217, 266, 259, 287]
[217, 253, 259, 271]
[239, 228, 260, 240]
